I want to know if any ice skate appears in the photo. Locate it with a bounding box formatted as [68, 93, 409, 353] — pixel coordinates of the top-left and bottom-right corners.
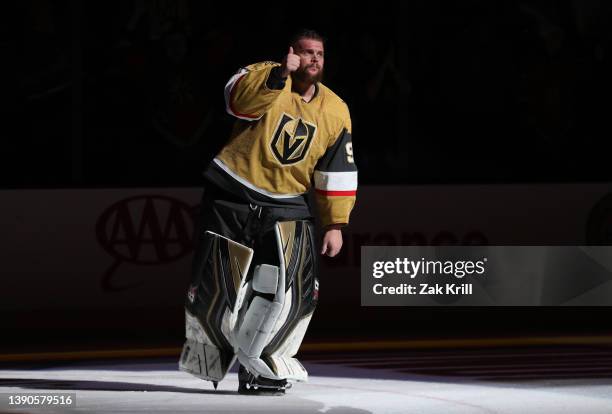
[238, 365, 292, 396]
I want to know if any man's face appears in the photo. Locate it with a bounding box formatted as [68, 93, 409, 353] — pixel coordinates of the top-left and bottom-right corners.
[292, 38, 324, 84]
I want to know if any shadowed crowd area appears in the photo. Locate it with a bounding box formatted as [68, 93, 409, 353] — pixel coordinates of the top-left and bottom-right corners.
[3, 0, 612, 187]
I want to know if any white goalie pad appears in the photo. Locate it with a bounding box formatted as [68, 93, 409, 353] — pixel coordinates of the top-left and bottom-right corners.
[179, 337, 226, 381]
[252, 264, 279, 294]
[232, 262, 289, 379]
[230, 221, 317, 382]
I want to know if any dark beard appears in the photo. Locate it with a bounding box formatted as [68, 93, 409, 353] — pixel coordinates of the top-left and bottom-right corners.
[291, 65, 323, 85]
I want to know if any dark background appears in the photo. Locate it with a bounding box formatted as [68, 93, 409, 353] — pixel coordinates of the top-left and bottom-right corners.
[4, 0, 612, 188]
[2, 0, 612, 353]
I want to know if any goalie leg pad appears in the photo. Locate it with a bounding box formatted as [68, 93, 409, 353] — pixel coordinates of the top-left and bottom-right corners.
[252, 264, 280, 295]
[180, 230, 253, 383]
[233, 220, 318, 382]
[179, 338, 225, 381]
[233, 263, 285, 378]
[235, 296, 284, 357]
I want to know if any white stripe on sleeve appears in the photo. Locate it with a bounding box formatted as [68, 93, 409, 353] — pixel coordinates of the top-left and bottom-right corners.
[223, 69, 262, 121]
[314, 170, 358, 191]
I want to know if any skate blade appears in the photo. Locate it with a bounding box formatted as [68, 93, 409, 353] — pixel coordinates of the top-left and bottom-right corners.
[238, 383, 289, 396]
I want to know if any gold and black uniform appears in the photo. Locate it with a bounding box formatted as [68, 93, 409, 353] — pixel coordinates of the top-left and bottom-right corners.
[181, 61, 357, 388]
[205, 61, 357, 227]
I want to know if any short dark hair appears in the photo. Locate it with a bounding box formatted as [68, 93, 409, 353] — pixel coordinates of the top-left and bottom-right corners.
[289, 29, 326, 48]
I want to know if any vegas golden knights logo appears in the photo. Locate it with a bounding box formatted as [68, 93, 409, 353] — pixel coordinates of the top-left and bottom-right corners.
[270, 113, 317, 165]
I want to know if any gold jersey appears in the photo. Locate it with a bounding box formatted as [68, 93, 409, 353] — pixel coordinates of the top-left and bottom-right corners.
[212, 61, 357, 227]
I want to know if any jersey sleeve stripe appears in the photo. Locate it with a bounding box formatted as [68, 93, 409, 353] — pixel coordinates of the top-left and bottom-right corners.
[315, 189, 357, 196]
[313, 170, 358, 191]
[224, 70, 261, 120]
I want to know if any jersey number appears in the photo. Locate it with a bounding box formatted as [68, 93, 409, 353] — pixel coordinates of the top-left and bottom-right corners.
[345, 142, 354, 163]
